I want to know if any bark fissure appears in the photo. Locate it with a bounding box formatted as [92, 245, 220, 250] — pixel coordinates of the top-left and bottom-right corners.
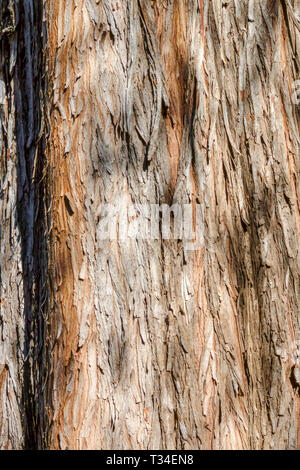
[0, 0, 49, 449]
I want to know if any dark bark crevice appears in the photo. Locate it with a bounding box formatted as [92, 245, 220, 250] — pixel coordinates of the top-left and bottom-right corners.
[3, 0, 50, 450]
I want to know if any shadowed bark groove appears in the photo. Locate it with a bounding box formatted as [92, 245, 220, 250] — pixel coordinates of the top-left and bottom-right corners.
[0, 0, 300, 450]
[0, 0, 49, 449]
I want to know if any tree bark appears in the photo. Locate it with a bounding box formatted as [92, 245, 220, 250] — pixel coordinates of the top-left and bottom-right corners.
[0, 0, 300, 450]
[0, 0, 48, 449]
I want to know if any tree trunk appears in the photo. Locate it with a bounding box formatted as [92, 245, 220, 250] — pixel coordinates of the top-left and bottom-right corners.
[0, 0, 299, 450]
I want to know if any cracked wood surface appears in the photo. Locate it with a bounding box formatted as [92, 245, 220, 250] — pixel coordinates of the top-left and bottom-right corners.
[1, 0, 300, 450]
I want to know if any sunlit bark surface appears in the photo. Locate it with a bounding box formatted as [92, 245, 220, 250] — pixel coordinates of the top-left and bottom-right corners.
[0, 0, 300, 450]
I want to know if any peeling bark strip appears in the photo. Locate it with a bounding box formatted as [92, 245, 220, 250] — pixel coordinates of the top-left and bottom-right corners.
[0, 0, 300, 450]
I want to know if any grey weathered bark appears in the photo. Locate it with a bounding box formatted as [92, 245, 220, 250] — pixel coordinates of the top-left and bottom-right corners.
[0, 0, 300, 450]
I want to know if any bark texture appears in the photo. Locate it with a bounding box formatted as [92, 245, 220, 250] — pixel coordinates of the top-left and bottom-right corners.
[0, 0, 300, 450]
[0, 0, 48, 449]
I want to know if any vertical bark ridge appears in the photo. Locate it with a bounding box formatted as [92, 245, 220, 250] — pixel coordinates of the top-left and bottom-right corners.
[43, 0, 300, 449]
